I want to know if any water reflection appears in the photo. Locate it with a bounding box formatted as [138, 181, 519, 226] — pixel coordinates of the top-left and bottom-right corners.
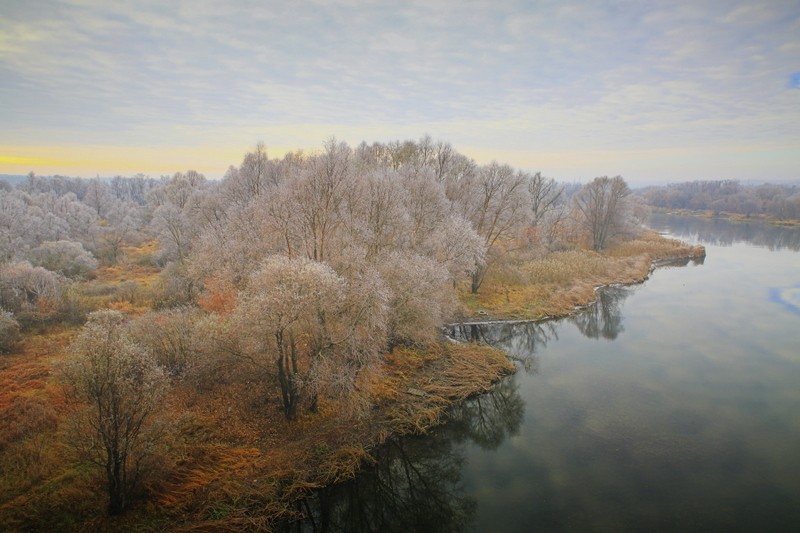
[282, 379, 524, 532]
[447, 377, 524, 451]
[449, 284, 634, 357]
[447, 321, 554, 373]
[570, 285, 632, 340]
[649, 212, 800, 250]
[285, 214, 800, 532]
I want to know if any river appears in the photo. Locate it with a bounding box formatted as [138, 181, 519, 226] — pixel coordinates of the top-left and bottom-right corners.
[286, 214, 800, 532]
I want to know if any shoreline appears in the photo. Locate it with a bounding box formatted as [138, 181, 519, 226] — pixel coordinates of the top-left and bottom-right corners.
[458, 232, 705, 323]
[446, 252, 705, 330]
[654, 207, 800, 228]
[268, 235, 707, 529]
[0, 233, 705, 531]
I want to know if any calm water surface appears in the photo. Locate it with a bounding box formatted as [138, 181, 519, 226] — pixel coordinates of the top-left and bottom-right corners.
[290, 214, 800, 532]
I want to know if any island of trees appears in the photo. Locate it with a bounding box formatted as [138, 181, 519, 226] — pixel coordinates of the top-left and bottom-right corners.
[2, 136, 706, 530]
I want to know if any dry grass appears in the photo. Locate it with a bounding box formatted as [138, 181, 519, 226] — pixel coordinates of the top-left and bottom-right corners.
[2, 321, 512, 532]
[75, 242, 162, 316]
[376, 344, 514, 436]
[462, 232, 705, 320]
[0, 326, 94, 532]
[605, 231, 706, 260]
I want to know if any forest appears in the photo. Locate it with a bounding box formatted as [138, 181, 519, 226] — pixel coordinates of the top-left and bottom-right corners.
[0, 136, 705, 530]
[639, 180, 800, 220]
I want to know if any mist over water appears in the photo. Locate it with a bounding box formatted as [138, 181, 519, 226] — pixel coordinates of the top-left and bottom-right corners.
[287, 214, 800, 532]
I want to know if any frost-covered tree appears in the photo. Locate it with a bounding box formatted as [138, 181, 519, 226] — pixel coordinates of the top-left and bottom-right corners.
[527, 172, 563, 229]
[421, 214, 487, 283]
[0, 261, 65, 314]
[151, 203, 194, 264]
[293, 138, 352, 262]
[84, 179, 114, 217]
[377, 251, 453, 348]
[61, 310, 168, 515]
[459, 163, 530, 293]
[222, 142, 282, 206]
[130, 307, 205, 377]
[401, 171, 450, 248]
[27, 240, 98, 278]
[574, 176, 634, 251]
[343, 167, 411, 260]
[0, 191, 30, 262]
[234, 256, 345, 420]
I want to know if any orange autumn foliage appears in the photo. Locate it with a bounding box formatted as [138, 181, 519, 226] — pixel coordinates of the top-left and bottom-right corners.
[197, 277, 237, 314]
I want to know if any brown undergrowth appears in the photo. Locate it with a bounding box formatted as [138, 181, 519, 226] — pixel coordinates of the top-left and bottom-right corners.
[146, 342, 513, 532]
[0, 324, 512, 532]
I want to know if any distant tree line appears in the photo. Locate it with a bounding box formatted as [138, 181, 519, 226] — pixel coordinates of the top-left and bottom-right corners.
[639, 180, 800, 220]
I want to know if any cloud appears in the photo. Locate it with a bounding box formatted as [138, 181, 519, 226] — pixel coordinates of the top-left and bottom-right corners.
[1, 0, 799, 183]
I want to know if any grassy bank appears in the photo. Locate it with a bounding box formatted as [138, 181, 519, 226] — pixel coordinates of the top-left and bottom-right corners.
[460, 231, 705, 320]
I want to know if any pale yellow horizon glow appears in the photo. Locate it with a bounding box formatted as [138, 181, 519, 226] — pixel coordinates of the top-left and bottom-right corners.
[2, 140, 798, 184]
[0, 144, 297, 179]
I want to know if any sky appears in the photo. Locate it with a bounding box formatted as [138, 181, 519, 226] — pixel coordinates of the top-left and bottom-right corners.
[1, 0, 799, 185]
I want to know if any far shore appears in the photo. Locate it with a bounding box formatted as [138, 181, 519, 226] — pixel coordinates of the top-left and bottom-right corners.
[655, 207, 800, 227]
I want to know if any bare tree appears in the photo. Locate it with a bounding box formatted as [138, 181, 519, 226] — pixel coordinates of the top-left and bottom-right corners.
[573, 176, 633, 251]
[293, 138, 351, 262]
[61, 310, 168, 515]
[463, 163, 530, 293]
[527, 172, 563, 228]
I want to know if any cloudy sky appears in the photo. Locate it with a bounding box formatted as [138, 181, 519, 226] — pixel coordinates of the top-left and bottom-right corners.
[1, 0, 799, 184]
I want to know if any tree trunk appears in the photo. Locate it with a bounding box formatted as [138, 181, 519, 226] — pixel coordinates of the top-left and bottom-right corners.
[471, 265, 485, 294]
[107, 451, 126, 515]
[276, 331, 296, 420]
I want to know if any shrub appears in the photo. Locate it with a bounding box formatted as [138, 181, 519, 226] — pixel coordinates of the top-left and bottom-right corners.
[0, 309, 20, 353]
[130, 307, 205, 377]
[27, 240, 98, 279]
[0, 261, 65, 315]
[153, 262, 200, 309]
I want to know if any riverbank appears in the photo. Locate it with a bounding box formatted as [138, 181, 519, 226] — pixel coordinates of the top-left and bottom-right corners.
[0, 232, 701, 531]
[459, 231, 705, 321]
[0, 333, 513, 531]
[655, 207, 800, 227]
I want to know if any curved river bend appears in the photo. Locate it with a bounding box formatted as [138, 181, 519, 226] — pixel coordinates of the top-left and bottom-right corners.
[286, 214, 800, 532]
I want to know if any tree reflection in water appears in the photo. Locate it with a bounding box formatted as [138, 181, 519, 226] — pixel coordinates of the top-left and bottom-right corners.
[570, 285, 632, 340]
[449, 283, 634, 354]
[281, 378, 524, 532]
[648, 212, 800, 251]
[286, 276, 639, 530]
[448, 320, 557, 373]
